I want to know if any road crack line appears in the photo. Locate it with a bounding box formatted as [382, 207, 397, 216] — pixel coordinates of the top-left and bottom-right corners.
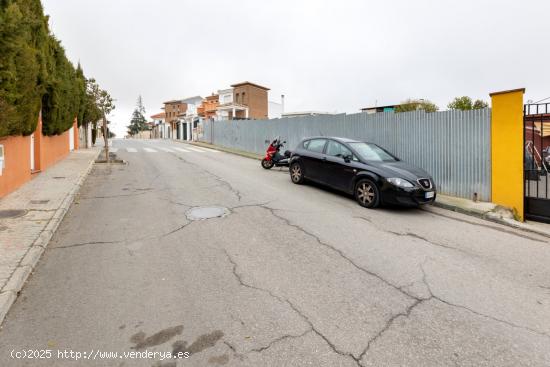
[79, 191, 152, 199]
[420, 261, 550, 339]
[388, 230, 474, 257]
[221, 249, 362, 365]
[52, 240, 123, 249]
[255, 206, 550, 362]
[174, 155, 243, 202]
[357, 297, 426, 361]
[230, 201, 272, 210]
[261, 205, 419, 301]
[50, 221, 193, 250]
[249, 329, 313, 353]
[159, 221, 192, 238]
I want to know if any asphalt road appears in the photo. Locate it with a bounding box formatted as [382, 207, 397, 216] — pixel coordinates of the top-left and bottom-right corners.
[1, 138, 549, 367]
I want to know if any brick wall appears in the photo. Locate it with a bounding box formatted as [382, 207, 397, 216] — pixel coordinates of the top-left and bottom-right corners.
[233, 85, 268, 119]
[0, 116, 78, 197]
[164, 102, 188, 124]
[0, 135, 31, 197]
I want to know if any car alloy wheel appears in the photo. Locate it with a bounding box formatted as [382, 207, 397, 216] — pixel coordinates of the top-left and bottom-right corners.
[355, 179, 380, 208]
[290, 163, 304, 184]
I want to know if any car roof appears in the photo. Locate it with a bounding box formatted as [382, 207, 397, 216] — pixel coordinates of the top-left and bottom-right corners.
[302, 136, 361, 143]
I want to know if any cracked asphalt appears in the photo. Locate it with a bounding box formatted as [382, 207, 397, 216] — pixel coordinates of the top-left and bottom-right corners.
[1, 138, 549, 367]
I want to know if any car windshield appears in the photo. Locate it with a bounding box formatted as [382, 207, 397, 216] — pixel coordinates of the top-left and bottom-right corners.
[348, 142, 398, 162]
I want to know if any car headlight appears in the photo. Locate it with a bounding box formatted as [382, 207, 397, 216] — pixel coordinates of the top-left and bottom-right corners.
[387, 177, 414, 188]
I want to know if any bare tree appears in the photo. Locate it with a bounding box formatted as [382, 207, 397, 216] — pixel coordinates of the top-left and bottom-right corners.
[87, 78, 115, 162]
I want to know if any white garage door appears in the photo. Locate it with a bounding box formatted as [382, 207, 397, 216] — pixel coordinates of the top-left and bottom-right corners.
[69, 126, 74, 151]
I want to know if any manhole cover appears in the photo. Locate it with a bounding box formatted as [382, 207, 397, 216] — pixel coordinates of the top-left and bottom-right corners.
[0, 209, 28, 219]
[186, 206, 230, 221]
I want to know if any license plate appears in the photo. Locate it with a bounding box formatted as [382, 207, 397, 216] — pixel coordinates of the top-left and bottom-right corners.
[425, 191, 435, 199]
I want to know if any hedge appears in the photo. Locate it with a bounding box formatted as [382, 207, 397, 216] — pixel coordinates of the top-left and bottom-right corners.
[0, 0, 89, 137]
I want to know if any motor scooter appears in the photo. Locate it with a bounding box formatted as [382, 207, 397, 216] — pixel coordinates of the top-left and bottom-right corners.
[261, 137, 291, 169]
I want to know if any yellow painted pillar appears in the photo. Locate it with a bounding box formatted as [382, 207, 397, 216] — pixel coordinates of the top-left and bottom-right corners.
[490, 88, 525, 221]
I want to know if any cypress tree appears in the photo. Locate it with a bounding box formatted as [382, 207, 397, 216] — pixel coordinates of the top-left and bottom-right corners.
[41, 36, 80, 135]
[75, 62, 86, 126]
[1, 0, 109, 137]
[0, 0, 49, 136]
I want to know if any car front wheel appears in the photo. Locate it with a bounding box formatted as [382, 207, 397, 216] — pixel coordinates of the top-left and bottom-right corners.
[290, 162, 304, 184]
[355, 179, 380, 208]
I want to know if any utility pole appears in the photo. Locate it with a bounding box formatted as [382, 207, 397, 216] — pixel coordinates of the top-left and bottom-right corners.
[103, 113, 109, 163]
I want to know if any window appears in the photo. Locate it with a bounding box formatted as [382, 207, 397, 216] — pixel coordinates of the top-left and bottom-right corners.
[348, 142, 398, 162]
[326, 140, 352, 158]
[235, 93, 239, 103]
[241, 92, 246, 104]
[304, 139, 327, 153]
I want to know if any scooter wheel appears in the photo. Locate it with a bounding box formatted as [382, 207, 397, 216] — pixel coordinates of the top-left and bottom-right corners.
[261, 159, 274, 169]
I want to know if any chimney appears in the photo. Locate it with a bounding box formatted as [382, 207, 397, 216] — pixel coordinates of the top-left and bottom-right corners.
[281, 94, 285, 114]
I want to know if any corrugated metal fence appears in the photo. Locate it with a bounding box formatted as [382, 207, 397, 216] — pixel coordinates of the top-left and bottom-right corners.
[200, 109, 492, 201]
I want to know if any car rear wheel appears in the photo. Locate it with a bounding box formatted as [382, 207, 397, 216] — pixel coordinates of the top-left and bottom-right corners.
[355, 179, 380, 208]
[261, 158, 274, 169]
[290, 162, 304, 184]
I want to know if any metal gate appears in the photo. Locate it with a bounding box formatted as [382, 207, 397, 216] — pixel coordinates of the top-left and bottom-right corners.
[524, 103, 550, 223]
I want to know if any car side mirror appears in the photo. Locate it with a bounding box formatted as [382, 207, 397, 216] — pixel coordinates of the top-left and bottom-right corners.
[343, 154, 352, 163]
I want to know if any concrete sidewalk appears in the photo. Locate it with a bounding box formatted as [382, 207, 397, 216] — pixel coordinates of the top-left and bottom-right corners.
[429, 194, 550, 238]
[0, 148, 100, 324]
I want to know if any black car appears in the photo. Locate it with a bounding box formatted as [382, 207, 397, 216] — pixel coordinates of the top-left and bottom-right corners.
[288, 137, 436, 208]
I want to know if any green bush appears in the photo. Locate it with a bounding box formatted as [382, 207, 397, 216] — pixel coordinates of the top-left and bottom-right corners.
[395, 99, 439, 113]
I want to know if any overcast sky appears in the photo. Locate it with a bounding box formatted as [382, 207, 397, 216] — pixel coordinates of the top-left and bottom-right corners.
[42, 0, 550, 137]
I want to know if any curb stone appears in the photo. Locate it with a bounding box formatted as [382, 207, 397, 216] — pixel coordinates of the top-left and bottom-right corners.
[3, 266, 32, 293]
[0, 149, 100, 325]
[431, 200, 488, 219]
[0, 291, 16, 324]
[483, 214, 550, 239]
[20, 246, 45, 268]
[177, 140, 262, 160]
[428, 201, 550, 239]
